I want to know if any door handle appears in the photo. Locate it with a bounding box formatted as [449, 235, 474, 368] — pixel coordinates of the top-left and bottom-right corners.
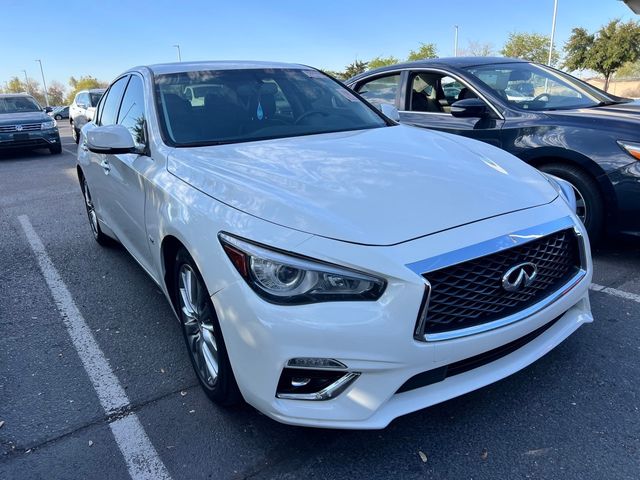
[100, 159, 111, 173]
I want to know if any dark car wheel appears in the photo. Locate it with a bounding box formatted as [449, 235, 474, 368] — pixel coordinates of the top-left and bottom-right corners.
[81, 177, 110, 246]
[174, 248, 242, 406]
[54, 114, 62, 120]
[50, 144, 62, 155]
[540, 163, 604, 244]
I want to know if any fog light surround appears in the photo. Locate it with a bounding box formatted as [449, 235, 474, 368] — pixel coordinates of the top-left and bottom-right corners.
[276, 367, 360, 401]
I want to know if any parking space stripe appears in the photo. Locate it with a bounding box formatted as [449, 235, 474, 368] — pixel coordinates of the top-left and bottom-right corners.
[590, 283, 640, 304]
[17, 215, 171, 480]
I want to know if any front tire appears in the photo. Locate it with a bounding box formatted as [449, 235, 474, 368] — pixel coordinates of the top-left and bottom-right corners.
[71, 122, 80, 144]
[539, 163, 604, 244]
[54, 114, 62, 120]
[174, 248, 241, 406]
[81, 177, 110, 246]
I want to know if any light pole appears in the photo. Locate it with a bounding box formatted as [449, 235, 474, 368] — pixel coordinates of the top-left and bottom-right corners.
[454, 25, 459, 57]
[548, 0, 558, 66]
[173, 44, 182, 62]
[22, 70, 29, 93]
[35, 59, 49, 107]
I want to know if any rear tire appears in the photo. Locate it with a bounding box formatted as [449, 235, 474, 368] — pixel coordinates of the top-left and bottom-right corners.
[539, 163, 604, 245]
[54, 114, 62, 120]
[174, 248, 242, 406]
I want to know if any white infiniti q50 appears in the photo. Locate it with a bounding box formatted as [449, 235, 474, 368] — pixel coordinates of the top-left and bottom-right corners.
[77, 61, 593, 429]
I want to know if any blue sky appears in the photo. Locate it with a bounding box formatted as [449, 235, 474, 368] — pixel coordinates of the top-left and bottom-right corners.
[1, 0, 637, 90]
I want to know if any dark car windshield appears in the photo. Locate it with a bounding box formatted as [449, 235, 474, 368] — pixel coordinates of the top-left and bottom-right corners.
[89, 92, 103, 107]
[464, 62, 621, 111]
[155, 68, 388, 146]
[0, 96, 42, 114]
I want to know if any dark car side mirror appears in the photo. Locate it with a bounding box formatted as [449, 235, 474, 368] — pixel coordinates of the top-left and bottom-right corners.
[450, 98, 489, 118]
[44, 106, 53, 113]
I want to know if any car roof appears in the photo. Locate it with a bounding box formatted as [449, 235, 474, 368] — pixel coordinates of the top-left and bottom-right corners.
[348, 56, 527, 82]
[142, 60, 309, 75]
[0, 93, 35, 98]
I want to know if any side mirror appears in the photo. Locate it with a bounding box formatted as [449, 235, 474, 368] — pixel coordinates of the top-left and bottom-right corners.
[44, 106, 53, 113]
[86, 124, 136, 154]
[379, 103, 400, 122]
[450, 98, 490, 118]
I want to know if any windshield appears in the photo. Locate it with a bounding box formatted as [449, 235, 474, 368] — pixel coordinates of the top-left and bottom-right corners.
[89, 92, 103, 107]
[0, 96, 42, 114]
[464, 62, 621, 111]
[155, 68, 388, 146]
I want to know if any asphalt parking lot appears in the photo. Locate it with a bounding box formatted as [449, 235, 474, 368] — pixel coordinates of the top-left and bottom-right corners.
[0, 123, 639, 480]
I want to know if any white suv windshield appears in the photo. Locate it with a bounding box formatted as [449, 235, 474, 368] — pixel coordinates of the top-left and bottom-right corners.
[155, 68, 388, 146]
[464, 62, 621, 111]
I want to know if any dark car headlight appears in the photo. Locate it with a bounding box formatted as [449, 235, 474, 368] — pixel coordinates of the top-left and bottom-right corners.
[617, 140, 640, 161]
[41, 120, 56, 130]
[219, 233, 386, 305]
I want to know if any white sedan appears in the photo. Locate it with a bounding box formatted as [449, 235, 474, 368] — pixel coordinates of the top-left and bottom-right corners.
[77, 61, 593, 429]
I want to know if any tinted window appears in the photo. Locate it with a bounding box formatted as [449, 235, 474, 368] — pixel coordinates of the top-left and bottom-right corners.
[99, 76, 129, 126]
[117, 76, 146, 147]
[155, 68, 387, 146]
[356, 74, 400, 108]
[89, 91, 104, 107]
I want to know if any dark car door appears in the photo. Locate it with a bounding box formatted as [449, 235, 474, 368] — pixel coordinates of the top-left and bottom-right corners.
[398, 69, 505, 148]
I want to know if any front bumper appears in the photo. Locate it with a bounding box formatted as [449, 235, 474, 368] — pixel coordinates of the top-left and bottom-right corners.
[213, 200, 593, 429]
[0, 128, 60, 150]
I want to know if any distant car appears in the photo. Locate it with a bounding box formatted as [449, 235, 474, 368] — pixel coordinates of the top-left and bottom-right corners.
[0, 93, 61, 154]
[348, 57, 640, 243]
[77, 61, 592, 429]
[49, 106, 69, 120]
[69, 88, 105, 144]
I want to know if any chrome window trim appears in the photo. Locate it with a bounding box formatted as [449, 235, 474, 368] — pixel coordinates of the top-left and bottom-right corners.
[407, 216, 587, 342]
[351, 67, 504, 120]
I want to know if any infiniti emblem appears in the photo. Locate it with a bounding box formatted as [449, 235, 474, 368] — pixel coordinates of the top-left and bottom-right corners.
[502, 262, 538, 292]
[15, 125, 23, 131]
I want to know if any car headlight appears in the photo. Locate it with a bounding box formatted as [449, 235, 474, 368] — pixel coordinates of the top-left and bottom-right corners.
[543, 173, 577, 213]
[41, 120, 56, 130]
[617, 140, 640, 161]
[218, 233, 386, 305]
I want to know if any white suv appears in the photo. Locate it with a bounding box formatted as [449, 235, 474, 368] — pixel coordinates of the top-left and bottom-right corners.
[77, 62, 593, 429]
[69, 88, 105, 143]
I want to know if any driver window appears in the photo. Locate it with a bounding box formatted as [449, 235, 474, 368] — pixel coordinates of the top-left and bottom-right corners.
[409, 72, 478, 114]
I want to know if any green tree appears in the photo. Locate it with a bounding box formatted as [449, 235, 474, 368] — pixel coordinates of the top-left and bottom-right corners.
[564, 20, 640, 91]
[501, 32, 559, 65]
[319, 69, 346, 81]
[343, 60, 369, 79]
[5, 77, 26, 93]
[616, 60, 640, 79]
[66, 75, 108, 104]
[367, 55, 400, 70]
[5, 76, 46, 104]
[407, 43, 437, 61]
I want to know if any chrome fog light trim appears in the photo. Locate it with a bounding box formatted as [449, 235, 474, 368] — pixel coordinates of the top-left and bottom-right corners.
[277, 372, 360, 401]
[286, 358, 347, 370]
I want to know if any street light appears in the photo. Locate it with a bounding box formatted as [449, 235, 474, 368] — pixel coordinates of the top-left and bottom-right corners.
[454, 25, 459, 57]
[21, 70, 29, 93]
[548, 0, 558, 66]
[173, 44, 182, 62]
[35, 59, 49, 107]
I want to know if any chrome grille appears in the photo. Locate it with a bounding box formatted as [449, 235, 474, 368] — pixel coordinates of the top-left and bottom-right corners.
[419, 229, 580, 336]
[0, 123, 42, 132]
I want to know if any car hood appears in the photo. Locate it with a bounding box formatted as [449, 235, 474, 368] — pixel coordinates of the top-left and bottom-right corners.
[167, 125, 557, 245]
[545, 100, 640, 128]
[0, 111, 49, 126]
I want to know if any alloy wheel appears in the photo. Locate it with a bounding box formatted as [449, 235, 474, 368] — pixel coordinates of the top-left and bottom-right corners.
[570, 182, 587, 224]
[83, 180, 99, 239]
[178, 264, 219, 387]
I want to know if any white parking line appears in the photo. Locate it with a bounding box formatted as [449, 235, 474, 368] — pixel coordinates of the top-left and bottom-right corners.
[62, 147, 76, 156]
[590, 283, 640, 304]
[18, 215, 171, 480]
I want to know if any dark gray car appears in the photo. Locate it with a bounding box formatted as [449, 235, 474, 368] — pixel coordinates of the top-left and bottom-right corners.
[0, 94, 62, 155]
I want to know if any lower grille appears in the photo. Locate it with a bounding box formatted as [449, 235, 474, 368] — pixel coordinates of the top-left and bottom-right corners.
[419, 229, 580, 336]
